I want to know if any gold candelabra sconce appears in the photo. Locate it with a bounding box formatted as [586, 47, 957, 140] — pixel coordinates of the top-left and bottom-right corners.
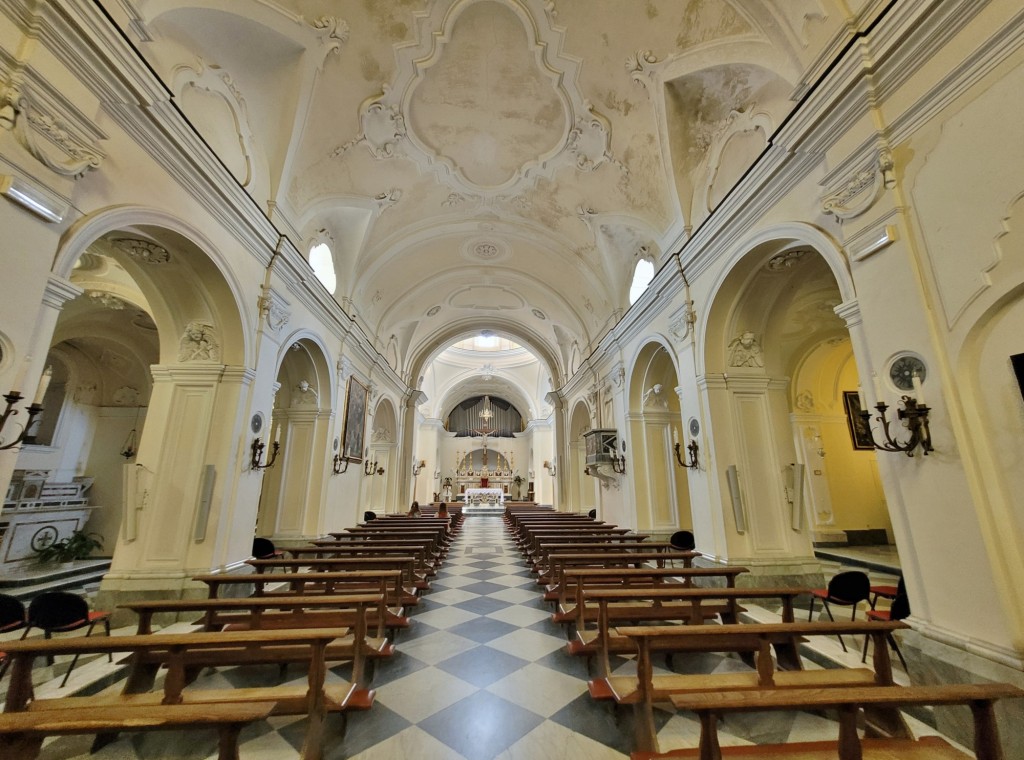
[0, 367, 51, 451]
[250, 436, 280, 470]
[859, 395, 933, 457]
[411, 459, 426, 476]
[543, 459, 556, 476]
[674, 440, 699, 470]
[332, 454, 349, 475]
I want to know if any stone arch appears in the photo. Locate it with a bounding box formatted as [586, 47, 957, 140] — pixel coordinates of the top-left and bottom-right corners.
[627, 339, 691, 532]
[568, 398, 596, 515]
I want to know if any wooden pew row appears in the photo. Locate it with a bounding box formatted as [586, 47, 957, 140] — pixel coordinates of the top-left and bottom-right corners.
[0, 702, 275, 760]
[248, 556, 428, 592]
[658, 683, 1024, 760]
[120, 595, 396, 679]
[542, 552, 708, 601]
[193, 569, 417, 608]
[608, 620, 908, 754]
[1, 628, 362, 760]
[552, 567, 747, 625]
[531, 541, 673, 575]
[574, 586, 808, 675]
[285, 543, 437, 578]
[526, 534, 653, 566]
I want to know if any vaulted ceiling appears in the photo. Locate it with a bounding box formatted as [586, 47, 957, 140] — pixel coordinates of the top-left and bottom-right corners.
[111, 0, 858, 384]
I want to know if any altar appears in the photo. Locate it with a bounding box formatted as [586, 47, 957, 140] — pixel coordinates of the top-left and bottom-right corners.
[464, 487, 504, 506]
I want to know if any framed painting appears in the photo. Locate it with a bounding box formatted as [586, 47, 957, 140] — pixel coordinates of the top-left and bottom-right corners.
[341, 376, 368, 463]
[842, 390, 875, 450]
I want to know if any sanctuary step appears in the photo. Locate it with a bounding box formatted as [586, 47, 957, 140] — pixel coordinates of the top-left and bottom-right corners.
[0, 557, 111, 600]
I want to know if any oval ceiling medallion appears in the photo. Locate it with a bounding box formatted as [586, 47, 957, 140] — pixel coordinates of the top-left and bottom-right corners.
[426, 305, 442, 317]
[531, 308, 547, 320]
[462, 237, 510, 263]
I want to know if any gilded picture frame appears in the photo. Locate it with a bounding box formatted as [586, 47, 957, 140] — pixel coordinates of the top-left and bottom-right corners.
[842, 390, 874, 450]
[341, 376, 368, 463]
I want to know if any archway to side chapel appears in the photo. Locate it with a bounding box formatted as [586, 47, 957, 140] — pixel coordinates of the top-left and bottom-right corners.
[256, 338, 334, 538]
[48, 214, 250, 595]
[366, 398, 399, 513]
[627, 342, 692, 533]
[568, 400, 597, 515]
[702, 240, 887, 565]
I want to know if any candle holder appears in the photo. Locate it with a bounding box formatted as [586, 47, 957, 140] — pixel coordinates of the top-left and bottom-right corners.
[250, 437, 280, 470]
[610, 452, 627, 474]
[332, 454, 349, 474]
[859, 396, 933, 457]
[674, 440, 700, 470]
[0, 392, 44, 450]
[411, 459, 426, 476]
[363, 458, 378, 476]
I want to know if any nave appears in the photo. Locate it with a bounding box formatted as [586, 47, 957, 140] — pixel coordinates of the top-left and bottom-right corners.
[17, 516, 953, 760]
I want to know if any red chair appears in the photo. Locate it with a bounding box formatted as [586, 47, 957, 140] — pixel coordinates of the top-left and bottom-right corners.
[807, 570, 870, 652]
[862, 576, 909, 669]
[23, 591, 111, 687]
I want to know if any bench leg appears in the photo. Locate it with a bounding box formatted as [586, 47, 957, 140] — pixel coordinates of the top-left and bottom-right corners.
[0, 734, 45, 760]
[696, 711, 721, 760]
[215, 722, 246, 760]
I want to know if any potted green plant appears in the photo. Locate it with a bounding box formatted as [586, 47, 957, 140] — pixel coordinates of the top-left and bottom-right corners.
[35, 530, 104, 566]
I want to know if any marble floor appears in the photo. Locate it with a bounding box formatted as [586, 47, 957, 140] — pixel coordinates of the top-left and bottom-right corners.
[29, 517, 920, 760]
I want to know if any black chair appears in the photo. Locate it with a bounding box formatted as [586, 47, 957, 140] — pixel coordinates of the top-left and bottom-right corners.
[23, 591, 111, 687]
[862, 576, 910, 669]
[587, 509, 597, 519]
[363, 511, 377, 522]
[252, 537, 283, 560]
[807, 570, 871, 652]
[669, 530, 696, 551]
[0, 593, 27, 681]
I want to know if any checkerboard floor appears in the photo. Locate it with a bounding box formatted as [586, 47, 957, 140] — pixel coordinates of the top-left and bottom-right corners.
[36, 517, 860, 759]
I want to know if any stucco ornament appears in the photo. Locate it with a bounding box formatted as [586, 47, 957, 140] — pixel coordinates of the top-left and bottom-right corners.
[112, 238, 171, 265]
[257, 288, 290, 333]
[822, 148, 896, 220]
[0, 73, 105, 178]
[669, 301, 696, 343]
[87, 291, 127, 310]
[178, 321, 220, 362]
[728, 331, 764, 368]
[795, 390, 815, 412]
[336, 87, 407, 159]
[625, 50, 660, 90]
[112, 386, 140, 406]
[642, 384, 668, 409]
[292, 380, 318, 406]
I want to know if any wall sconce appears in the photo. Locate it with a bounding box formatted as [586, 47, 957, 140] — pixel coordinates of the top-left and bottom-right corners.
[0, 367, 51, 450]
[543, 459, 556, 476]
[251, 423, 281, 470]
[674, 440, 699, 470]
[610, 450, 627, 474]
[412, 459, 426, 476]
[332, 454, 349, 475]
[859, 394, 933, 457]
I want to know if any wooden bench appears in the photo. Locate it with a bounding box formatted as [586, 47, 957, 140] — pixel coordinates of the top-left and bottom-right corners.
[532, 541, 674, 574]
[574, 586, 809, 675]
[606, 620, 908, 753]
[248, 556, 427, 591]
[1, 627, 364, 760]
[121, 594, 396, 681]
[284, 543, 436, 577]
[0, 701, 275, 760]
[526, 533, 652, 562]
[660, 683, 1024, 760]
[543, 554, 712, 602]
[193, 568, 415, 607]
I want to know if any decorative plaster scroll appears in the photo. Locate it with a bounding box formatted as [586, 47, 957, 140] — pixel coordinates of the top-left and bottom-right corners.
[728, 331, 764, 368]
[178, 321, 220, 363]
[642, 384, 668, 409]
[669, 301, 696, 344]
[586, 384, 599, 427]
[337, 356, 354, 384]
[822, 149, 895, 220]
[625, 50, 660, 90]
[112, 238, 171, 265]
[257, 287, 291, 333]
[795, 390, 815, 412]
[374, 188, 402, 212]
[311, 16, 350, 58]
[87, 290, 128, 310]
[335, 87, 408, 159]
[703, 109, 773, 213]
[766, 249, 807, 271]
[372, 424, 391, 443]
[0, 75, 105, 177]
[567, 106, 625, 174]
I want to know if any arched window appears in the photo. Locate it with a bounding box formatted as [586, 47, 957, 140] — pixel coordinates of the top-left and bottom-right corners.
[629, 259, 654, 304]
[309, 242, 337, 294]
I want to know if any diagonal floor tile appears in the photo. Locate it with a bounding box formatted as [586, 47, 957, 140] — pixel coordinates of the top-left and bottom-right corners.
[418, 690, 545, 760]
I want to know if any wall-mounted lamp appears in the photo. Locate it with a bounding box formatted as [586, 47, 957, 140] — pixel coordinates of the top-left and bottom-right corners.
[610, 450, 627, 475]
[411, 459, 426, 476]
[332, 454, 349, 475]
[543, 459, 556, 476]
[674, 440, 699, 470]
[0, 367, 51, 450]
[251, 423, 281, 470]
[363, 457, 378, 476]
[859, 395, 933, 456]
